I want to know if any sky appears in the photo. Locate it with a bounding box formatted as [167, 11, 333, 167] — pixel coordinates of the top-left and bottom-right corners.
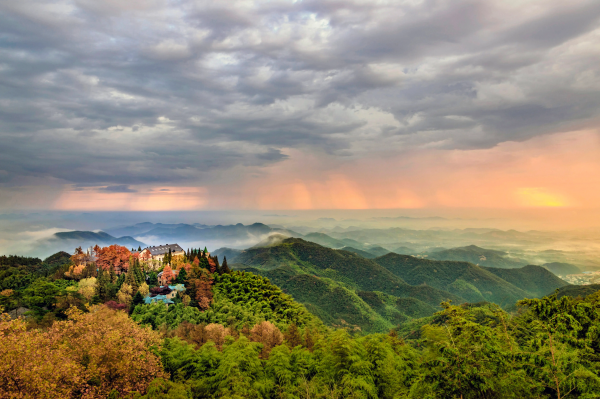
[1, 0, 600, 221]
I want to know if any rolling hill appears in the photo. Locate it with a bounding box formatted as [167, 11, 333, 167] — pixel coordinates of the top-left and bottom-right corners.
[542, 262, 581, 276]
[553, 284, 599, 299]
[374, 253, 567, 306]
[426, 245, 527, 268]
[212, 247, 243, 263]
[339, 246, 377, 259]
[231, 238, 462, 333]
[228, 238, 568, 332]
[484, 265, 570, 297]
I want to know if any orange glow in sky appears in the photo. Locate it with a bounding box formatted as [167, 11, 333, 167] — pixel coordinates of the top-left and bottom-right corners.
[31, 128, 600, 214]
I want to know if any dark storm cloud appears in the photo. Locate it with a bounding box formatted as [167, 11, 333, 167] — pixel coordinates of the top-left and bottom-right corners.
[99, 185, 137, 193]
[0, 0, 599, 189]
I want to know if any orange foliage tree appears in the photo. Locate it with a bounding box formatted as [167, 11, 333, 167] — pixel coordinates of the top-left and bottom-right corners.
[187, 269, 214, 310]
[0, 305, 166, 398]
[162, 264, 174, 285]
[95, 245, 131, 273]
[250, 321, 284, 358]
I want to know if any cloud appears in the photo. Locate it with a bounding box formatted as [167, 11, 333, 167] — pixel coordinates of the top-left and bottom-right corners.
[99, 185, 137, 193]
[0, 0, 599, 208]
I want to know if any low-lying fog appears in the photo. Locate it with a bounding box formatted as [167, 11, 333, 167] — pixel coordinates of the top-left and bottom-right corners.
[1, 209, 599, 272]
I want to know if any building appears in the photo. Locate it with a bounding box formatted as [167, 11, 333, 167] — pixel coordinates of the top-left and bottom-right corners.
[140, 243, 185, 262]
[143, 284, 186, 305]
[143, 295, 174, 306]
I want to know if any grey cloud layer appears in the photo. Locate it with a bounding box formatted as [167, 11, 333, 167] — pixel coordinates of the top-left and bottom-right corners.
[0, 0, 599, 188]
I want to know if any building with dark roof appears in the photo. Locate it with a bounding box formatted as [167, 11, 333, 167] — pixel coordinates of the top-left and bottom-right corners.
[141, 243, 185, 262]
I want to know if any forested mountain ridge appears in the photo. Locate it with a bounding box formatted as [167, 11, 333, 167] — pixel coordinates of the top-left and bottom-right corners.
[232, 238, 462, 332]
[374, 253, 567, 306]
[426, 244, 527, 268]
[484, 264, 570, 297]
[234, 238, 461, 303]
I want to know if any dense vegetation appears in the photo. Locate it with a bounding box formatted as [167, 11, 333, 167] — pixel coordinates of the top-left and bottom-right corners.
[4, 283, 600, 398]
[232, 239, 567, 332]
[375, 253, 566, 306]
[233, 239, 464, 332]
[2, 242, 595, 398]
[426, 245, 527, 268]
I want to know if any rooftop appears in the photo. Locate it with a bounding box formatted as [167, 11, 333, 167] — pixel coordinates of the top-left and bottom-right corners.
[145, 243, 184, 255]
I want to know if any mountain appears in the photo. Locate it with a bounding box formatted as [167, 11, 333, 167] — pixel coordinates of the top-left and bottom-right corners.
[392, 246, 417, 255]
[542, 262, 581, 276]
[105, 223, 197, 238]
[107, 222, 301, 249]
[483, 265, 569, 298]
[32, 231, 146, 258]
[251, 233, 291, 248]
[374, 253, 526, 305]
[366, 246, 391, 257]
[339, 247, 377, 259]
[427, 245, 526, 268]
[212, 247, 243, 263]
[231, 238, 462, 332]
[302, 233, 391, 258]
[302, 232, 346, 248]
[49, 231, 145, 249]
[553, 284, 599, 299]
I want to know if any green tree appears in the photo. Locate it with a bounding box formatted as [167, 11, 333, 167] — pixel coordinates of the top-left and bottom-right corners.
[175, 267, 188, 285]
[517, 294, 600, 399]
[131, 291, 144, 313]
[221, 256, 231, 274]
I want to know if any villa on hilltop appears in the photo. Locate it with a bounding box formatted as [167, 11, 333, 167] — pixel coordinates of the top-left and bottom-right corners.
[140, 243, 185, 261]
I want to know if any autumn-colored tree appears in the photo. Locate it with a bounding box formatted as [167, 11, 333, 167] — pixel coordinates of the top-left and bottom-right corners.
[162, 264, 174, 286]
[65, 263, 86, 279]
[186, 270, 213, 310]
[70, 246, 88, 266]
[207, 256, 217, 274]
[138, 282, 150, 297]
[0, 305, 166, 398]
[205, 323, 232, 351]
[284, 323, 303, 348]
[105, 301, 127, 312]
[95, 245, 132, 273]
[171, 255, 187, 270]
[78, 277, 97, 301]
[250, 321, 284, 358]
[117, 283, 133, 306]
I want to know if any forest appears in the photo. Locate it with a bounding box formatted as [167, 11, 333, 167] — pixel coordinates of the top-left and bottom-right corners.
[1, 247, 600, 398]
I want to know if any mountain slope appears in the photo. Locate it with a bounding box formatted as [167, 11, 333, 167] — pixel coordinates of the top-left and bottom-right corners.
[235, 238, 462, 305]
[231, 238, 463, 333]
[553, 284, 598, 299]
[542, 262, 581, 276]
[302, 233, 346, 248]
[427, 245, 526, 268]
[50, 231, 145, 249]
[374, 253, 536, 306]
[484, 265, 568, 297]
[212, 247, 243, 263]
[339, 247, 377, 259]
